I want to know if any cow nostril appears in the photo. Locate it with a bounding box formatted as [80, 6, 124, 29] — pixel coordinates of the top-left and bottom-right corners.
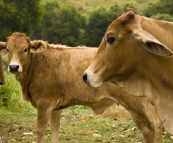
[9, 65, 19, 72]
[83, 73, 88, 83]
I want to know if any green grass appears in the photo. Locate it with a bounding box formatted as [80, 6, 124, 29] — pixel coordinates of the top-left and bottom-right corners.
[0, 72, 22, 108]
[0, 104, 173, 143]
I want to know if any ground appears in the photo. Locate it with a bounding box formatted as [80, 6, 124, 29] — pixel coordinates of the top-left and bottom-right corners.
[0, 104, 172, 143]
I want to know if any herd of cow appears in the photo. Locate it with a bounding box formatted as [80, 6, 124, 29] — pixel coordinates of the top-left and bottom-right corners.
[0, 8, 173, 143]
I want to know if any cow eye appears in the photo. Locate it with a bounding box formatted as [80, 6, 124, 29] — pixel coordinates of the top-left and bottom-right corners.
[24, 48, 28, 52]
[6, 48, 10, 53]
[107, 36, 115, 44]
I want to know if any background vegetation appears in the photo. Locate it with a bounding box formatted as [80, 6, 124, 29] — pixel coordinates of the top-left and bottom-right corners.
[1, 0, 173, 142]
[0, 0, 43, 41]
[2, 0, 173, 47]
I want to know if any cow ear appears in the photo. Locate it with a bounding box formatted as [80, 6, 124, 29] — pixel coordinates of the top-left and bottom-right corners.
[0, 42, 6, 51]
[30, 40, 47, 53]
[133, 28, 173, 56]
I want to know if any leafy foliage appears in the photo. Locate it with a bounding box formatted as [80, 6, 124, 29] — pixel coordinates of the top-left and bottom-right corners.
[31, 2, 86, 46]
[82, 7, 109, 47]
[32, 0, 172, 47]
[82, 3, 123, 47]
[144, 0, 173, 21]
[0, 0, 43, 41]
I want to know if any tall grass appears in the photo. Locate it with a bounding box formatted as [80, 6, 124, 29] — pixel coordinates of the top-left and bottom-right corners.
[0, 71, 24, 109]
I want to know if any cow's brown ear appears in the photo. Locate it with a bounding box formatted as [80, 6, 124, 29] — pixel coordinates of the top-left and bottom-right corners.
[0, 42, 6, 51]
[133, 28, 173, 56]
[30, 40, 47, 53]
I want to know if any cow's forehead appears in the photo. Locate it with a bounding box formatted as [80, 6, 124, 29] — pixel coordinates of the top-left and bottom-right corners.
[107, 9, 140, 33]
[106, 16, 141, 37]
[7, 33, 30, 49]
[107, 20, 120, 30]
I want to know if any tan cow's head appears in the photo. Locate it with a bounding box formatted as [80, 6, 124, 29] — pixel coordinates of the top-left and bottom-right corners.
[1, 32, 47, 74]
[83, 8, 173, 87]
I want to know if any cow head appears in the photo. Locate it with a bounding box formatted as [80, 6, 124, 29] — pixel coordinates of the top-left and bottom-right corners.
[83, 9, 173, 87]
[5, 32, 47, 74]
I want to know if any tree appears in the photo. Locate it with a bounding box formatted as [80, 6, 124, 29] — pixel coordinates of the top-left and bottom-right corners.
[83, 7, 109, 47]
[83, 3, 123, 47]
[144, 0, 173, 21]
[107, 3, 123, 23]
[31, 2, 60, 40]
[31, 2, 86, 46]
[151, 14, 173, 22]
[0, 0, 43, 41]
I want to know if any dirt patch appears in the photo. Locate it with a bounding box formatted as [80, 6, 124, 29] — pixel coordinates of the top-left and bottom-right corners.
[80, 104, 131, 121]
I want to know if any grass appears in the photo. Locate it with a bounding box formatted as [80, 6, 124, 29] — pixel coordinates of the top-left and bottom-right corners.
[0, 104, 173, 143]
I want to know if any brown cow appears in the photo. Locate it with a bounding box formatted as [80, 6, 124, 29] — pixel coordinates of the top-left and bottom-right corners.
[0, 32, 166, 143]
[0, 32, 116, 143]
[84, 8, 173, 143]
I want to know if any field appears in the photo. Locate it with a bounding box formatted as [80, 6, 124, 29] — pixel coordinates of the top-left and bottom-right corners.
[0, 104, 173, 143]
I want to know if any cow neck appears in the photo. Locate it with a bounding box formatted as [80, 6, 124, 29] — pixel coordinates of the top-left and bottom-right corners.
[115, 49, 173, 103]
[15, 54, 34, 101]
[144, 54, 173, 89]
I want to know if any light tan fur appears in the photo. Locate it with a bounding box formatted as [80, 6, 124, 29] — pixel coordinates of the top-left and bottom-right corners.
[84, 9, 173, 143]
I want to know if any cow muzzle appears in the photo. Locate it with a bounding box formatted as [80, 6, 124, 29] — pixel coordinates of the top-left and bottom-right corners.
[82, 70, 103, 88]
[8, 64, 21, 73]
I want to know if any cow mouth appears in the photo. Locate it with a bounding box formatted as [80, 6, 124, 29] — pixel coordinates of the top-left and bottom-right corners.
[9, 70, 19, 74]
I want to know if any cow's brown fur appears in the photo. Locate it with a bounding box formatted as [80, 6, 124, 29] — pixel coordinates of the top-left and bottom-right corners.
[1, 31, 167, 143]
[84, 9, 173, 143]
[3, 33, 116, 143]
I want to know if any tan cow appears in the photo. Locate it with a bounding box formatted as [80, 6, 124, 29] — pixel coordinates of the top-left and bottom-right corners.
[84, 8, 173, 143]
[0, 32, 117, 143]
[0, 32, 166, 143]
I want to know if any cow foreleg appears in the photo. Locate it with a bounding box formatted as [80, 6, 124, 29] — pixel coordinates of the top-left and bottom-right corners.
[50, 109, 61, 143]
[36, 107, 52, 143]
[132, 102, 163, 143]
[134, 119, 163, 143]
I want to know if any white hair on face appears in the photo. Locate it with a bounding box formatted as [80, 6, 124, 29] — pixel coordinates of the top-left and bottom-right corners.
[84, 68, 103, 88]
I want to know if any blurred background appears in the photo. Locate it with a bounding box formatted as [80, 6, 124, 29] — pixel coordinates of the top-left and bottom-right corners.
[1, 0, 173, 47]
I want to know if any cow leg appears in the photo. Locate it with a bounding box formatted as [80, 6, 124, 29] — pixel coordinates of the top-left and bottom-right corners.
[36, 106, 52, 143]
[132, 102, 163, 143]
[50, 109, 61, 143]
[134, 118, 163, 143]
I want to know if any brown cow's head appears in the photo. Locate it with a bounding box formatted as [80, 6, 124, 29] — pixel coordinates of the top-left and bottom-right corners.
[4, 32, 47, 74]
[83, 9, 173, 87]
